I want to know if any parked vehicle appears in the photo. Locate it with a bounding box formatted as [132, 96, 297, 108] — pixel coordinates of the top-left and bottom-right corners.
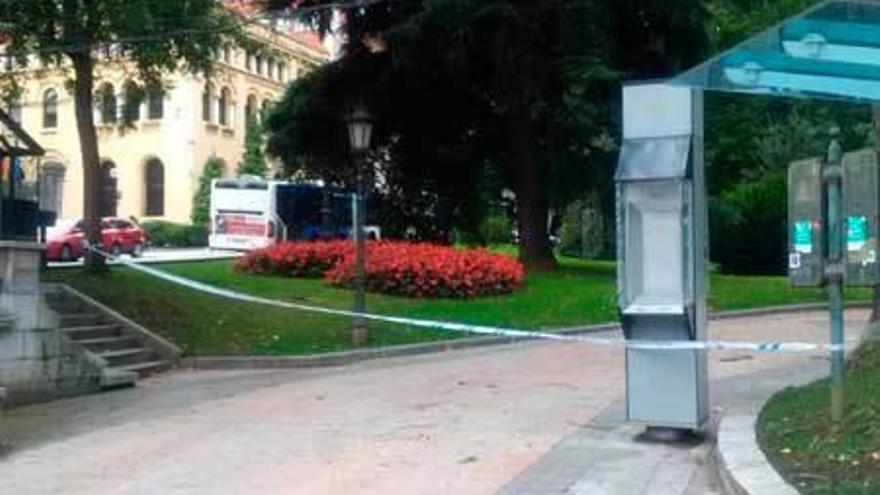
[45, 217, 147, 262]
[209, 176, 381, 251]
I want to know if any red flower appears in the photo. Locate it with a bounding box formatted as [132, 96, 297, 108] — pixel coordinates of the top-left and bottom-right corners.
[236, 240, 525, 299]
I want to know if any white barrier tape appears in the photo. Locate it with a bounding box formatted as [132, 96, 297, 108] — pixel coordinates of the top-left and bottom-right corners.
[89, 249, 854, 355]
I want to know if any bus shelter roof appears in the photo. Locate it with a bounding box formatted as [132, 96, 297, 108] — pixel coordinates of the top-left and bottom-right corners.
[0, 108, 43, 157]
[671, 0, 880, 103]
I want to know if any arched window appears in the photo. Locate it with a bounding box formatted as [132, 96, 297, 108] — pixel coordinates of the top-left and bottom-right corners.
[7, 95, 21, 123]
[245, 94, 257, 123]
[147, 87, 164, 120]
[145, 158, 165, 216]
[122, 81, 141, 122]
[40, 161, 66, 216]
[202, 84, 213, 122]
[99, 160, 118, 217]
[98, 83, 117, 124]
[43, 89, 58, 128]
[218, 87, 231, 126]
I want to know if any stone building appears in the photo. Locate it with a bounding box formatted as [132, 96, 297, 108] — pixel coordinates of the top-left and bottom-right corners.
[4, 22, 327, 224]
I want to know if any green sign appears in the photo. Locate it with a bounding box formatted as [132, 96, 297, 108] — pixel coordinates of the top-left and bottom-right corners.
[847, 216, 868, 252]
[793, 220, 813, 254]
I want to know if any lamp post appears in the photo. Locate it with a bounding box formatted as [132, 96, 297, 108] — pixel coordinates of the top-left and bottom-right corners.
[346, 106, 374, 346]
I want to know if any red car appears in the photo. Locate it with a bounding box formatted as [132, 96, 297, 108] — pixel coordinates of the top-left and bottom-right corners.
[45, 217, 147, 262]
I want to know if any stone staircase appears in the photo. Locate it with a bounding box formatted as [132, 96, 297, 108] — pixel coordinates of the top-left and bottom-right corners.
[44, 286, 182, 387]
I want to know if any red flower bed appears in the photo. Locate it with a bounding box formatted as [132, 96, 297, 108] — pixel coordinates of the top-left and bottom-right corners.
[326, 242, 525, 298]
[235, 240, 352, 278]
[236, 240, 525, 299]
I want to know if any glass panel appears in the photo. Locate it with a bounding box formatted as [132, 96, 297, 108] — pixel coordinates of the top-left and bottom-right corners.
[843, 150, 879, 285]
[671, 0, 880, 103]
[616, 136, 690, 182]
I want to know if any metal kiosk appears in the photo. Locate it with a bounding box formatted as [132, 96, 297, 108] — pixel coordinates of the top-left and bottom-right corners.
[616, 83, 709, 431]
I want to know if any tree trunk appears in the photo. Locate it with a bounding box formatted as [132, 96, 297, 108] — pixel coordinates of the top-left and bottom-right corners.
[508, 102, 557, 271]
[70, 53, 105, 271]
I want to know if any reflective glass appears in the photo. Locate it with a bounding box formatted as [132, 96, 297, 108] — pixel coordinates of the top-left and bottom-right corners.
[672, 0, 880, 103]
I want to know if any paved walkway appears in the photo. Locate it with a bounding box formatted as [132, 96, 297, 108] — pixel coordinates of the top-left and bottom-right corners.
[0, 309, 869, 495]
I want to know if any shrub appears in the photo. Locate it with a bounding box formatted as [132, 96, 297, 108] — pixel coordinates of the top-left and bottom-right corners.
[235, 240, 351, 278]
[558, 196, 606, 259]
[143, 221, 208, 248]
[710, 171, 787, 275]
[479, 214, 512, 245]
[236, 240, 525, 299]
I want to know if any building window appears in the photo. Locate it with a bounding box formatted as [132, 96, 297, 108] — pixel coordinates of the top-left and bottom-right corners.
[278, 62, 286, 82]
[256, 55, 263, 76]
[145, 158, 165, 216]
[42, 89, 58, 128]
[99, 160, 118, 217]
[218, 87, 231, 127]
[7, 96, 21, 123]
[122, 81, 141, 123]
[148, 87, 164, 120]
[223, 46, 232, 64]
[40, 161, 65, 216]
[202, 84, 213, 123]
[267, 58, 275, 80]
[98, 83, 117, 124]
[246, 51, 254, 72]
[245, 94, 257, 123]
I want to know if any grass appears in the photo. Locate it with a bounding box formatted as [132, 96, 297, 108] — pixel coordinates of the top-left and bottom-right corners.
[42, 255, 871, 356]
[758, 335, 880, 494]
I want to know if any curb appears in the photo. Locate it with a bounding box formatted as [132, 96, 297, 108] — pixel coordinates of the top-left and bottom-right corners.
[182, 322, 619, 370]
[716, 413, 799, 495]
[181, 302, 871, 371]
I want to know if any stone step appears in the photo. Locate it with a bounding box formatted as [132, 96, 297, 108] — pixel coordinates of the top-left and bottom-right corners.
[62, 324, 121, 341]
[111, 360, 169, 377]
[59, 313, 105, 327]
[97, 348, 155, 367]
[77, 335, 141, 352]
[47, 302, 86, 314]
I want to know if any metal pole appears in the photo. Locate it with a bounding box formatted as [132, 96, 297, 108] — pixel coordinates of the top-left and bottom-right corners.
[352, 153, 368, 346]
[824, 127, 845, 425]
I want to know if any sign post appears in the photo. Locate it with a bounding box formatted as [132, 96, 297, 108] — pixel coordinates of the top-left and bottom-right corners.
[824, 129, 845, 425]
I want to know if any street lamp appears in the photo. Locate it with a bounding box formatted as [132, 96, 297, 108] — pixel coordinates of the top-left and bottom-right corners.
[345, 106, 374, 346]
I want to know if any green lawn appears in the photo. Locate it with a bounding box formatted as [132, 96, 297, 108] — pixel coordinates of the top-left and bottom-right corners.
[42, 256, 870, 356]
[758, 336, 880, 494]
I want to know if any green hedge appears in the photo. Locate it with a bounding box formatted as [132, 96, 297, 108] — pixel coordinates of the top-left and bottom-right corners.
[142, 221, 208, 248]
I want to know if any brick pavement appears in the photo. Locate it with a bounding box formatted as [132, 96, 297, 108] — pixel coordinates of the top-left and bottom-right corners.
[0, 309, 868, 495]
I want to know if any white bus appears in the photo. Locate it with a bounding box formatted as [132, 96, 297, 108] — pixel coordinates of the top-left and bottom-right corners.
[209, 176, 379, 251]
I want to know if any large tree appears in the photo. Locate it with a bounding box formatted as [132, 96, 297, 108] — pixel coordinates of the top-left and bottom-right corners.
[262, 0, 710, 270]
[0, 0, 248, 269]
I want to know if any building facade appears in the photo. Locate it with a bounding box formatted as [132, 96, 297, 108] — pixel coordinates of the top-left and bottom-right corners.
[8, 23, 327, 224]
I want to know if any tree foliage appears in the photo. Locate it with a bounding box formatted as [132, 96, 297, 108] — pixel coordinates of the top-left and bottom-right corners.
[0, 0, 248, 269]
[263, 0, 710, 270]
[239, 116, 269, 177]
[192, 156, 226, 227]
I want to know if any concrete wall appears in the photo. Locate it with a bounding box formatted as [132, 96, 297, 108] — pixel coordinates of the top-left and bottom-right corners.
[0, 243, 100, 408]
